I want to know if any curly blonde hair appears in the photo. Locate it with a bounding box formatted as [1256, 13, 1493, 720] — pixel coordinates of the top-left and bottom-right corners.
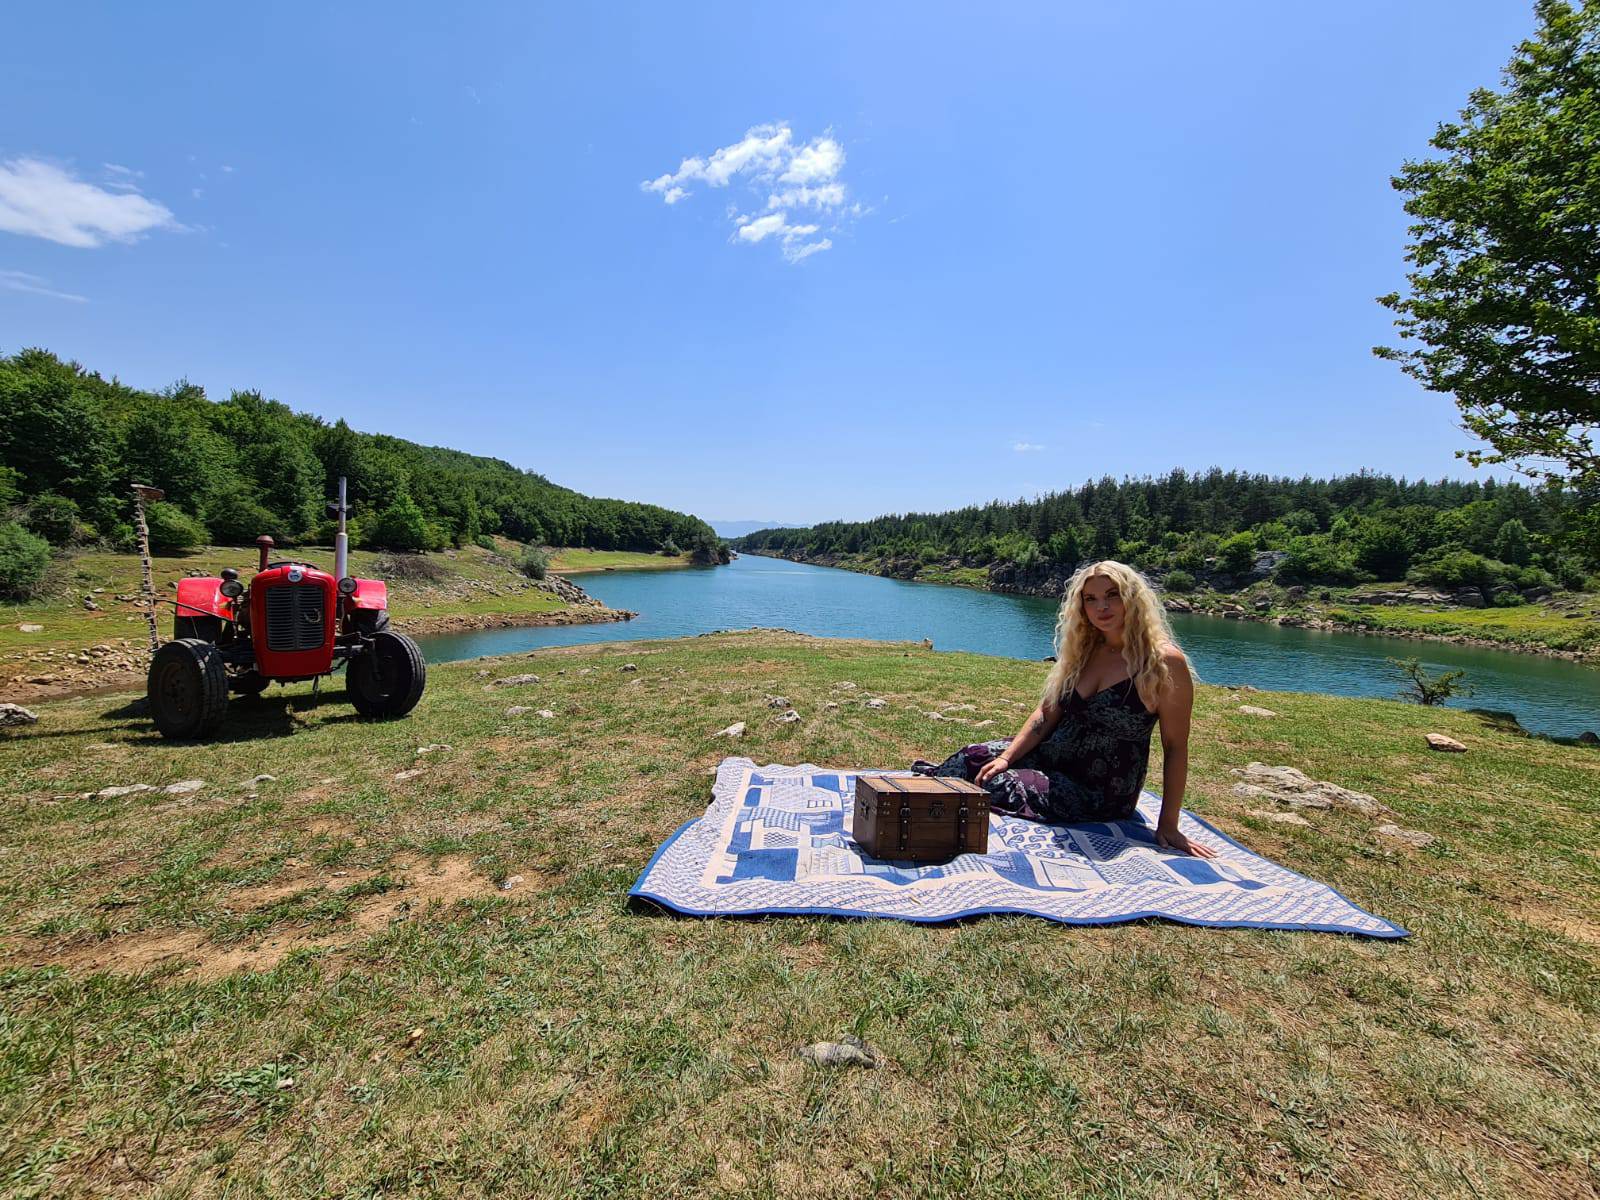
[1041, 560, 1183, 712]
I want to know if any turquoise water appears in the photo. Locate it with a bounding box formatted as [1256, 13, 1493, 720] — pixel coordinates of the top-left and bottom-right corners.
[413, 553, 1600, 737]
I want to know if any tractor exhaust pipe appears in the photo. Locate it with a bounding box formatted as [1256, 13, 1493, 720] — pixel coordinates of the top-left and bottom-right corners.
[333, 476, 349, 581]
[256, 535, 274, 572]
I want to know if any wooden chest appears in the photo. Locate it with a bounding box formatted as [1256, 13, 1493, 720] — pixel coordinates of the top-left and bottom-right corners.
[852, 775, 990, 862]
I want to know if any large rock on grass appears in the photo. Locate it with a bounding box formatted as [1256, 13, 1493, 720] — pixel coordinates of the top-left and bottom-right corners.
[0, 703, 39, 728]
[1229, 762, 1390, 815]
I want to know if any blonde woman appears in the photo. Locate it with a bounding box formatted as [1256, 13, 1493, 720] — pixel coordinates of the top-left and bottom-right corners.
[912, 560, 1216, 858]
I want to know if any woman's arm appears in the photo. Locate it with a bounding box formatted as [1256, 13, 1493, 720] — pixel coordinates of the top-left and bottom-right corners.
[975, 695, 1063, 785]
[1153, 649, 1218, 859]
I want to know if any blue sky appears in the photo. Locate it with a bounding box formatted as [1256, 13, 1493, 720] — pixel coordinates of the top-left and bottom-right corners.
[1, 2, 1538, 526]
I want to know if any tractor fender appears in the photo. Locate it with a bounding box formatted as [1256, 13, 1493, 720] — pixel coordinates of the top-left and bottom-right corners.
[175, 577, 230, 620]
[348, 578, 388, 610]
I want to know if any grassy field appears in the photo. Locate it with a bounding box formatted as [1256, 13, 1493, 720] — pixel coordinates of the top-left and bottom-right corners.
[1323, 600, 1600, 654]
[2, 631, 1598, 1198]
[548, 548, 696, 573]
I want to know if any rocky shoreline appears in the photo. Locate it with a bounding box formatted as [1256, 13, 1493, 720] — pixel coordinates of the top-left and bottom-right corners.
[746, 550, 1598, 665]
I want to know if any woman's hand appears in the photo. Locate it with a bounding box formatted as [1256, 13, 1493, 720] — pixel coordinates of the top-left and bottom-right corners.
[974, 755, 1011, 786]
[1156, 824, 1218, 859]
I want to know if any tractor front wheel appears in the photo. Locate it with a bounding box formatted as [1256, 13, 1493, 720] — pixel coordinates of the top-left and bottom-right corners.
[347, 631, 426, 719]
[148, 639, 229, 739]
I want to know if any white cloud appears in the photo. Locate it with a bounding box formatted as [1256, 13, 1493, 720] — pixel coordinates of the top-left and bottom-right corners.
[0, 269, 88, 303]
[642, 122, 861, 263]
[0, 158, 178, 248]
[780, 137, 843, 184]
[1013, 442, 1047, 453]
[765, 183, 845, 211]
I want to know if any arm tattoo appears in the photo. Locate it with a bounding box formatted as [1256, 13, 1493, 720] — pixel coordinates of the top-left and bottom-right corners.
[1027, 714, 1046, 735]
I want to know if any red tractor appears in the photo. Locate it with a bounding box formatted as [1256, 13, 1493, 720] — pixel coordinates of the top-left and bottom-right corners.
[146, 479, 426, 739]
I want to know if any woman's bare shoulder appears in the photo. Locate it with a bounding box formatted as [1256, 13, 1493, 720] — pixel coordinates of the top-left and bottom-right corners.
[1159, 644, 1192, 676]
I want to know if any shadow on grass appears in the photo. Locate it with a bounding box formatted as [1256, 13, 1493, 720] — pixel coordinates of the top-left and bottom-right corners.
[106, 691, 373, 746]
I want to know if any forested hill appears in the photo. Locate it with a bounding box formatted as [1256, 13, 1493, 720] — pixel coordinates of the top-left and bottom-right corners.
[0, 348, 720, 556]
[734, 469, 1598, 594]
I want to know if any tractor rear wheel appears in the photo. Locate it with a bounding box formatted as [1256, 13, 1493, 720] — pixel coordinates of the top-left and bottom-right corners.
[347, 630, 426, 719]
[148, 639, 229, 739]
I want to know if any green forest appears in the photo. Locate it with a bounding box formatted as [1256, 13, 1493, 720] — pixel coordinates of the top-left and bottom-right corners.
[734, 469, 1599, 596]
[0, 348, 721, 595]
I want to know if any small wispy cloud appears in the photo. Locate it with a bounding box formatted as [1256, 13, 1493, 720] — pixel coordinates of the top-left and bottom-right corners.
[1013, 441, 1047, 453]
[0, 269, 88, 303]
[0, 158, 178, 248]
[641, 122, 860, 264]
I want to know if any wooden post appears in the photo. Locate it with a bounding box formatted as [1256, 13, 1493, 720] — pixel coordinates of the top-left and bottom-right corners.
[130, 485, 165, 653]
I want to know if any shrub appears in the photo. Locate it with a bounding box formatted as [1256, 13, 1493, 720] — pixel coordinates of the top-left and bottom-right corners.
[205, 480, 289, 546]
[367, 495, 441, 553]
[373, 552, 445, 582]
[1388, 656, 1472, 706]
[1164, 569, 1196, 593]
[660, 539, 681, 557]
[1217, 532, 1257, 576]
[0, 520, 51, 599]
[519, 546, 550, 579]
[474, 534, 498, 553]
[144, 502, 209, 552]
[1406, 547, 1508, 590]
[22, 493, 83, 546]
[1280, 535, 1363, 585]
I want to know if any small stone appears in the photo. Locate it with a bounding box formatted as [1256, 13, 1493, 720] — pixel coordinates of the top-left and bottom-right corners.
[393, 768, 425, 782]
[925, 711, 948, 721]
[919, 638, 933, 650]
[942, 703, 976, 713]
[865, 698, 887, 710]
[971, 720, 994, 729]
[95, 784, 156, 799]
[823, 701, 839, 710]
[241, 774, 276, 787]
[1250, 809, 1312, 827]
[506, 706, 532, 716]
[82, 598, 100, 611]
[1375, 823, 1436, 850]
[18, 623, 42, 633]
[0, 703, 39, 728]
[1424, 733, 1467, 753]
[620, 663, 637, 673]
[163, 779, 205, 796]
[834, 681, 857, 691]
[499, 874, 525, 891]
[798, 1035, 880, 1069]
[415, 744, 452, 755]
[475, 669, 491, 678]
[536, 709, 555, 719]
[775, 710, 801, 724]
[765, 695, 791, 709]
[1238, 705, 1278, 718]
[491, 673, 541, 688]
[275, 1076, 296, 1091]
[404, 1027, 426, 1046]
[713, 721, 746, 739]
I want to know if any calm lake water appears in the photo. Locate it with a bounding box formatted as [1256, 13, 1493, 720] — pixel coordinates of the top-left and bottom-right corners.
[414, 553, 1600, 737]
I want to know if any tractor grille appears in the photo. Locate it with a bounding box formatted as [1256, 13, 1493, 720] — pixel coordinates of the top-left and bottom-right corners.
[264, 585, 325, 652]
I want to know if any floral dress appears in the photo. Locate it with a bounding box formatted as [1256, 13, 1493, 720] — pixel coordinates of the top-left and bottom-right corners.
[912, 678, 1159, 824]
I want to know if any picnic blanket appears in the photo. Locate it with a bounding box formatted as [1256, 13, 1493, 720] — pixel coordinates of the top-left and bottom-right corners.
[630, 758, 1406, 938]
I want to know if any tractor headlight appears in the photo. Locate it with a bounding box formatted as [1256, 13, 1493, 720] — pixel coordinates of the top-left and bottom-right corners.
[338, 576, 358, 596]
[220, 579, 245, 599]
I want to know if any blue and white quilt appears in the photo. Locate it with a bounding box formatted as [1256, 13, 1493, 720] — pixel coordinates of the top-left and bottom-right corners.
[631, 758, 1406, 937]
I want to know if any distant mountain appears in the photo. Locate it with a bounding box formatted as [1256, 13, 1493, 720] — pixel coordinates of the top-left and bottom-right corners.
[711, 520, 804, 539]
